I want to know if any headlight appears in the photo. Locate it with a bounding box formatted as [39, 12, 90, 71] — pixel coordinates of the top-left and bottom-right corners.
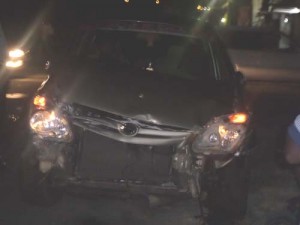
[8, 49, 25, 58]
[6, 49, 25, 68]
[5, 60, 23, 68]
[192, 113, 248, 154]
[30, 111, 72, 142]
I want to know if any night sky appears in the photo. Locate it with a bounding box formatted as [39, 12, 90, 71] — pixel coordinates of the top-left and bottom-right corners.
[0, 0, 208, 43]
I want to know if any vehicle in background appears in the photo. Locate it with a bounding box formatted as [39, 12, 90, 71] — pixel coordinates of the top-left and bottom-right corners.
[0, 19, 54, 125]
[21, 20, 253, 224]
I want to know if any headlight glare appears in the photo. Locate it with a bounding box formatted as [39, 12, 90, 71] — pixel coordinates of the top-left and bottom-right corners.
[8, 49, 25, 58]
[192, 114, 248, 154]
[5, 60, 23, 68]
[30, 111, 72, 141]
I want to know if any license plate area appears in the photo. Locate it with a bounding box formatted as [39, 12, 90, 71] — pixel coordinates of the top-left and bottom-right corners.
[76, 130, 174, 184]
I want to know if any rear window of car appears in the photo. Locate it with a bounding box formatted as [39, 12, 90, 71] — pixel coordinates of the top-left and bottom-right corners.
[77, 29, 216, 81]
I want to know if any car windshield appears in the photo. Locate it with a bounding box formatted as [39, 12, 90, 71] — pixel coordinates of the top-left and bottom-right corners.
[79, 29, 215, 80]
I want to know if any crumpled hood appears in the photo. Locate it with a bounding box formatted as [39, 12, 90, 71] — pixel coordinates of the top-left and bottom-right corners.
[49, 61, 233, 129]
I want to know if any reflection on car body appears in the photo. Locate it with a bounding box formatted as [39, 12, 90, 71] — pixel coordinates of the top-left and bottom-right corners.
[21, 20, 254, 223]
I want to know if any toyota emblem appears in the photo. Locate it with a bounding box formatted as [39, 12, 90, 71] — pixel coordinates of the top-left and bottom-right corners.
[118, 123, 139, 137]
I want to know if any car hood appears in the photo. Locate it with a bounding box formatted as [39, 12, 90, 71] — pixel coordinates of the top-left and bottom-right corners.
[50, 61, 233, 129]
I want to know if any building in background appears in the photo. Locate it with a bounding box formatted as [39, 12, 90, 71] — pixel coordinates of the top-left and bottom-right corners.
[254, 0, 300, 49]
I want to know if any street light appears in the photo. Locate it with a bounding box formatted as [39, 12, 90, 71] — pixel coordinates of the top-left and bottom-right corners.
[284, 17, 289, 23]
[273, 7, 300, 14]
[197, 5, 211, 11]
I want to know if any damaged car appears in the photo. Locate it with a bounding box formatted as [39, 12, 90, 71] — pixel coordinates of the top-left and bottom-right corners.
[20, 20, 253, 223]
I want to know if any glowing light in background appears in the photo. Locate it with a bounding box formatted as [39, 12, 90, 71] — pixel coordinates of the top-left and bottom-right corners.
[155, 0, 160, 5]
[197, 5, 211, 11]
[5, 60, 23, 68]
[273, 7, 300, 14]
[9, 49, 25, 58]
[284, 17, 289, 23]
[221, 17, 227, 24]
[124, 0, 129, 3]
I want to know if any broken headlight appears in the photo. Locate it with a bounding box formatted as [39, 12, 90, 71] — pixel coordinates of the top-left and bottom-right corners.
[30, 111, 72, 142]
[192, 113, 248, 154]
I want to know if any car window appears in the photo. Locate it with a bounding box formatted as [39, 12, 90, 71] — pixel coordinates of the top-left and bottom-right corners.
[78, 30, 216, 81]
[210, 40, 235, 81]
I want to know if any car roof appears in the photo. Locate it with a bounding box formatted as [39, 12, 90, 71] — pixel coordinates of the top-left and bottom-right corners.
[79, 20, 217, 39]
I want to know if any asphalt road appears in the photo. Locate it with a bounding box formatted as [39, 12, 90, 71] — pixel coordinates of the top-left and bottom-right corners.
[1, 74, 300, 225]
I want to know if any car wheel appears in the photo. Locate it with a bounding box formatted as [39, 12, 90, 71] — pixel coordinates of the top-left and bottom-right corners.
[19, 146, 63, 206]
[205, 157, 249, 222]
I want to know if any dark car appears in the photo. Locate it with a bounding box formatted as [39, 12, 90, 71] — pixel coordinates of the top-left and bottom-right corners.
[21, 20, 253, 223]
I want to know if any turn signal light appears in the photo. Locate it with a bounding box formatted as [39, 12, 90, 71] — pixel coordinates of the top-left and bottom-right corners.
[228, 113, 248, 124]
[33, 95, 46, 109]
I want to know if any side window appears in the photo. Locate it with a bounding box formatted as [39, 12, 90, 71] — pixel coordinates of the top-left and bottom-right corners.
[209, 40, 236, 100]
[210, 40, 235, 81]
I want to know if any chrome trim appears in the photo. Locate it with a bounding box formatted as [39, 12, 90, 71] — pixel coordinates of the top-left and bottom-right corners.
[71, 105, 191, 145]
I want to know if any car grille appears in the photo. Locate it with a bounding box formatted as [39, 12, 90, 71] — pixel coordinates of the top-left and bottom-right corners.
[70, 104, 190, 184]
[76, 130, 174, 183]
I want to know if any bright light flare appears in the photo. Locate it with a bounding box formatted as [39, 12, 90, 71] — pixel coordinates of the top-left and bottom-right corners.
[155, 0, 160, 4]
[221, 17, 227, 24]
[33, 95, 46, 109]
[228, 113, 248, 124]
[197, 5, 211, 11]
[273, 7, 300, 14]
[9, 49, 25, 58]
[30, 110, 72, 141]
[5, 60, 23, 68]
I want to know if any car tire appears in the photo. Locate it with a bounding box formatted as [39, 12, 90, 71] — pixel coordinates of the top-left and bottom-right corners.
[19, 145, 63, 206]
[205, 157, 249, 222]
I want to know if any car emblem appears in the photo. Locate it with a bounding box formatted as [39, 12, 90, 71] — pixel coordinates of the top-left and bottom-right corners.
[118, 123, 139, 137]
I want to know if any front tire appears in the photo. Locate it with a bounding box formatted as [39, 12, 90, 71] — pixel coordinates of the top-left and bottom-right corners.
[19, 145, 63, 206]
[205, 157, 249, 223]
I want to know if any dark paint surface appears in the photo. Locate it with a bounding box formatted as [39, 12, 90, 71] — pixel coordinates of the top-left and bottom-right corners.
[47, 61, 233, 129]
